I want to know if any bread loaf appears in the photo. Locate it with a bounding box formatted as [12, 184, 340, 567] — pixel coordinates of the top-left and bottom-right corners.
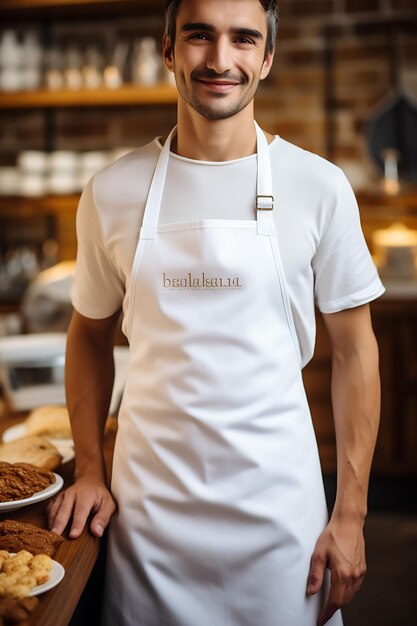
[0, 437, 62, 472]
[24, 405, 72, 439]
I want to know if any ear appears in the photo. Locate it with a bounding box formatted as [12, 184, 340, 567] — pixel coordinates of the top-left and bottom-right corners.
[163, 34, 175, 72]
[260, 48, 275, 81]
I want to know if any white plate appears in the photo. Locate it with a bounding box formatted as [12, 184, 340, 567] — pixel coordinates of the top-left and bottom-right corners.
[0, 473, 64, 512]
[30, 559, 65, 596]
[55, 444, 75, 465]
[7, 554, 65, 596]
[2, 423, 74, 464]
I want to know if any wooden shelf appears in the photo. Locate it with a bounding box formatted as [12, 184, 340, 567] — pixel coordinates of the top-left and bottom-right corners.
[0, 0, 145, 7]
[0, 0, 164, 16]
[0, 194, 79, 215]
[357, 188, 417, 212]
[0, 84, 178, 109]
[322, 11, 417, 35]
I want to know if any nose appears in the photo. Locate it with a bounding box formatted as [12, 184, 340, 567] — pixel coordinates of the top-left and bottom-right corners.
[206, 37, 232, 75]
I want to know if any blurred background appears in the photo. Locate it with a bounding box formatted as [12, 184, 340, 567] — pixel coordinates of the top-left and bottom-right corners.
[0, 1, 416, 624]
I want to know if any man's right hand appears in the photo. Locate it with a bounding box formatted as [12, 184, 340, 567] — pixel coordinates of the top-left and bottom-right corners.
[47, 474, 116, 539]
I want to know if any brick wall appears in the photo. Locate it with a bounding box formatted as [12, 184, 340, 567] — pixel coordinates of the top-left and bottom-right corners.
[261, 0, 417, 186]
[1, 1, 417, 190]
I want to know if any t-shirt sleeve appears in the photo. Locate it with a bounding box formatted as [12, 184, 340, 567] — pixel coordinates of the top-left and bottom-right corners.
[71, 177, 125, 319]
[312, 169, 385, 314]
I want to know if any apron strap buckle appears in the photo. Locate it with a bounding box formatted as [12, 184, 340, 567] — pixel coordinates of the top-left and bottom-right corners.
[256, 195, 274, 211]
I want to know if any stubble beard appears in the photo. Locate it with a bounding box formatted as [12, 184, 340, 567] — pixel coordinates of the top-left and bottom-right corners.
[175, 70, 260, 121]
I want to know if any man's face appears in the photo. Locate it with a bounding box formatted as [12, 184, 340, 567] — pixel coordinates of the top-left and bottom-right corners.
[164, 0, 274, 121]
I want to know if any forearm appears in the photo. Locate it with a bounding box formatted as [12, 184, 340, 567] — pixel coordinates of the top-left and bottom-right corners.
[66, 311, 118, 483]
[308, 307, 378, 622]
[330, 334, 380, 521]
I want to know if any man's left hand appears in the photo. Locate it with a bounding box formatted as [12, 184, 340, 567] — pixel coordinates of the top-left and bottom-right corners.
[306, 515, 367, 625]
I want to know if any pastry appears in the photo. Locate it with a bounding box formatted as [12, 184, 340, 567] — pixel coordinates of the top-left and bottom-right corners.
[0, 437, 62, 471]
[24, 405, 72, 439]
[0, 521, 63, 558]
[0, 550, 49, 617]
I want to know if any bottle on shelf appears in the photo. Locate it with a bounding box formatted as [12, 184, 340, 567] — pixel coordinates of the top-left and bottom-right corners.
[63, 45, 83, 90]
[44, 45, 65, 90]
[0, 30, 23, 91]
[131, 37, 161, 86]
[104, 40, 129, 89]
[21, 31, 42, 90]
[82, 44, 103, 89]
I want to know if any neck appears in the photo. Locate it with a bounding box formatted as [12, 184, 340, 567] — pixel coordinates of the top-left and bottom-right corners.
[173, 103, 261, 162]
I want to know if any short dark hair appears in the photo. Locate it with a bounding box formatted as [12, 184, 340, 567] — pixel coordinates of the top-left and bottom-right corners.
[165, 0, 279, 56]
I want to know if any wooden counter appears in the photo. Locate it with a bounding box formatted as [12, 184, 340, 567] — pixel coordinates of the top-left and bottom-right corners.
[0, 415, 116, 626]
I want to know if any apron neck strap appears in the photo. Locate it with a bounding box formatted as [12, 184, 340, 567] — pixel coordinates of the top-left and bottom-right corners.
[141, 125, 177, 237]
[141, 121, 275, 238]
[254, 121, 275, 236]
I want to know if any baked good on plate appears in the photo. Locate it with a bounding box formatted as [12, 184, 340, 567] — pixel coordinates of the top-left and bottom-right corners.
[0, 520, 63, 557]
[0, 549, 53, 600]
[0, 594, 39, 623]
[24, 405, 72, 439]
[0, 437, 62, 471]
[0, 463, 55, 503]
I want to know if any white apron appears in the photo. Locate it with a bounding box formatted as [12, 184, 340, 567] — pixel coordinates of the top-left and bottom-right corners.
[102, 123, 343, 626]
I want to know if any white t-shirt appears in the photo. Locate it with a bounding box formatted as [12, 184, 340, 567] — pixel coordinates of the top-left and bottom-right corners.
[72, 134, 384, 367]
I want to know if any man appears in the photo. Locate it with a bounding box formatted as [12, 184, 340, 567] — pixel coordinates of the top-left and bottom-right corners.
[47, 1, 384, 625]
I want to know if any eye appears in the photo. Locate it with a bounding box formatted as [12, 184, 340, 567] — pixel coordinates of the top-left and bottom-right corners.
[188, 32, 210, 41]
[235, 37, 255, 45]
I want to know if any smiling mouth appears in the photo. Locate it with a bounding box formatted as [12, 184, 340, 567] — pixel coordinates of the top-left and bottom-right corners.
[199, 79, 240, 85]
[197, 79, 241, 92]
